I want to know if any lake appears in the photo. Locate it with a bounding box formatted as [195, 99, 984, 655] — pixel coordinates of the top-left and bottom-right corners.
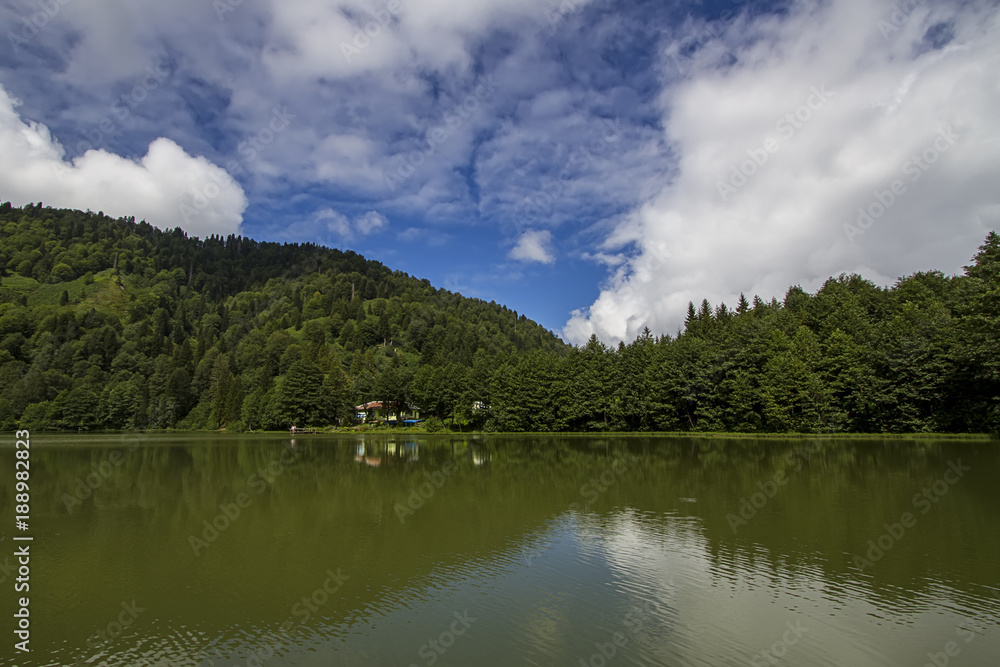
[2, 433, 998, 666]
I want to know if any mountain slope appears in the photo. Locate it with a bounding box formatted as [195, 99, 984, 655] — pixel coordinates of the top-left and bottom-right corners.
[2, 202, 996, 434]
[0, 202, 567, 430]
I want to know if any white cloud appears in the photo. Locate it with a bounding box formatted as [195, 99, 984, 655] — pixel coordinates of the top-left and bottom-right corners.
[0, 85, 246, 238]
[316, 209, 353, 237]
[564, 0, 1000, 345]
[10, 0, 995, 341]
[355, 210, 388, 235]
[260, 0, 600, 80]
[1, 0, 626, 237]
[510, 229, 555, 264]
[315, 208, 389, 239]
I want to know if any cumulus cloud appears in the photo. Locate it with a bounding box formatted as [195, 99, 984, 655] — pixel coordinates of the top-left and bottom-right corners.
[510, 229, 555, 264]
[7, 0, 995, 341]
[261, 0, 599, 80]
[0, 85, 246, 238]
[564, 0, 1000, 345]
[315, 208, 388, 239]
[0, 0, 649, 245]
[354, 210, 389, 235]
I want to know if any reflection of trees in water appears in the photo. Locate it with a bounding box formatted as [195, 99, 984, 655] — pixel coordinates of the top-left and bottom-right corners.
[6, 434, 998, 608]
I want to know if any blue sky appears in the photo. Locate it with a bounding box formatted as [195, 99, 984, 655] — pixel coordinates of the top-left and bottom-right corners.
[1, 0, 998, 342]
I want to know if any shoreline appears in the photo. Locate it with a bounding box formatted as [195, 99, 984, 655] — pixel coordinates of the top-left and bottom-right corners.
[10, 429, 996, 440]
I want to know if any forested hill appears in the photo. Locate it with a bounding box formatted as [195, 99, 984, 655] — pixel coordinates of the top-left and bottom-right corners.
[1, 202, 997, 434]
[0, 203, 567, 430]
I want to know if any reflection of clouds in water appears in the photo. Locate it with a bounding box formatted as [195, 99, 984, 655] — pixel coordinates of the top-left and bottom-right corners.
[573, 510, 694, 645]
[575, 508, 1000, 665]
[490, 515, 592, 661]
[573, 509, 821, 664]
[518, 598, 573, 660]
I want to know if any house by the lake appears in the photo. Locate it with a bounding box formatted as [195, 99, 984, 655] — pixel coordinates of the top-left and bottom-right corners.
[354, 401, 421, 424]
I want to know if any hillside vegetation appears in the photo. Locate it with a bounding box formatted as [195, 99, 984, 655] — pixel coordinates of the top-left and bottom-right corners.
[0, 203, 565, 431]
[1, 202, 997, 433]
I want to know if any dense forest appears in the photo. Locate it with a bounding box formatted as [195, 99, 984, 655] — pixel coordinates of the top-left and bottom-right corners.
[1, 203, 997, 433]
[0, 203, 565, 432]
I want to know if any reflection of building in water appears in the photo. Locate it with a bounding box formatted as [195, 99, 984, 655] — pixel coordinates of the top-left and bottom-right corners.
[404, 441, 419, 461]
[354, 442, 382, 466]
[354, 439, 421, 466]
[471, 445, 491, 466]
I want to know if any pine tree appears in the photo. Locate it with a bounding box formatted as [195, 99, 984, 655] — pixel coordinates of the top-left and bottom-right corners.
[737, 293, 750, 315]
[684, 302, 697, 331]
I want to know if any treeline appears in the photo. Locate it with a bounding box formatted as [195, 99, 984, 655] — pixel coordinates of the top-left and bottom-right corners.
[480, 234, 999, 434]
[1, 203, 997, 433]
[0, 203, 565, 431]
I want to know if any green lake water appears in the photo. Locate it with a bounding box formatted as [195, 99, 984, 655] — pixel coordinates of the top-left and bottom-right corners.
[1, 433, 998, 666]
